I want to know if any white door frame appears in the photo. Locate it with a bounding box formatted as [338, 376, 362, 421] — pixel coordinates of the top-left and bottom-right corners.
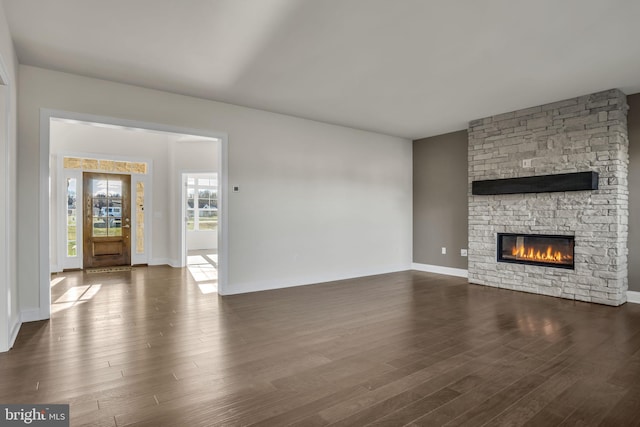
[39, 109, 229, 319]
[180, 171, 220, 267]
[54, 150, 154, 271]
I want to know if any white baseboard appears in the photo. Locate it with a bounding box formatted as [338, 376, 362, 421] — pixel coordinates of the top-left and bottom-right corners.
[50, 264, 62, 273]
[21, 308, 44, 323]
[149, 258, 170, 266]
[9, 316, 21, 349]
[221, 264, 412, 296]
[412, 263, 468, 278]
[627, 290, 640, 304]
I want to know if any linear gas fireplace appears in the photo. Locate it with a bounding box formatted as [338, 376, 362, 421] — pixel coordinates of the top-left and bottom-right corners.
[497, 233, 574, 269]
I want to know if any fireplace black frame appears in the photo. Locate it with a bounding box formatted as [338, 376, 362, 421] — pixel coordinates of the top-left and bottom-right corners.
[497, 233, 575, 269]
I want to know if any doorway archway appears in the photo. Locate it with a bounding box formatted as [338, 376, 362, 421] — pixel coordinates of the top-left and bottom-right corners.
[39, 110, 229, 319]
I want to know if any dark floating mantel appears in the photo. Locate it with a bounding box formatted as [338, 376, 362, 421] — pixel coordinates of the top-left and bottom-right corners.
[472, 171, 599, 195]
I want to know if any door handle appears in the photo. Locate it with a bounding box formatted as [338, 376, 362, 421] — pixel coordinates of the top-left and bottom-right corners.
[123, 224, 131, 228]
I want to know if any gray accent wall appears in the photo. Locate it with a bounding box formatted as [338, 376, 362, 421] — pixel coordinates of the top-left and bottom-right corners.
[413, 130, 468, 269]
[628, 93, 640, 292]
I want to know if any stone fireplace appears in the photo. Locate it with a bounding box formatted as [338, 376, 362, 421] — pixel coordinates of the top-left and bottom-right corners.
[467, 89, 629, 306]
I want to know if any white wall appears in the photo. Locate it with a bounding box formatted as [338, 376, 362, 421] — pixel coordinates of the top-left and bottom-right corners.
[18, 65, 412, 316]
[0, 2, 19, 351]
[49, 120, 173, 267]
[187, 231, 217, 251]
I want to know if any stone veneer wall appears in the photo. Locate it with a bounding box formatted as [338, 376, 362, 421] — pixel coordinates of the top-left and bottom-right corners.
[468, 89, 629, 306]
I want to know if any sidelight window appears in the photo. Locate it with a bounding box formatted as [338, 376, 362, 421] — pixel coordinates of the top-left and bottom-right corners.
[66, 178, 78, 256]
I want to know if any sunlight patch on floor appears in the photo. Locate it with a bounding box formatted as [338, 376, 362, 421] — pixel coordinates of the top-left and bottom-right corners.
[188, 265, 218, 283]
[187, 250, 218, 294]
[52, 283, 102, 313]
[55, 285, 91, 303]
[81, 284, 102, 301]
[187, 255, 207, 264]
[198, 283, 218, 294]
[50, 276, 66, 288]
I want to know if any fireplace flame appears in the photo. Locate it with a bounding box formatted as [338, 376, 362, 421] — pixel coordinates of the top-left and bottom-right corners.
[511, 244, 571, 263]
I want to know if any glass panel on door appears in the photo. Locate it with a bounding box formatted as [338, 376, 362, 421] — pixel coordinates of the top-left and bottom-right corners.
[90, 177, 123, 237]
[91, 178, 108, 237]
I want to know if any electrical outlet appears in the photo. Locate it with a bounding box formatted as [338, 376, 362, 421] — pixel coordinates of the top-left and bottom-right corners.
[461, 249, 468, 257]
[441, 247, 447, 255]
[522, 159, 532, 168]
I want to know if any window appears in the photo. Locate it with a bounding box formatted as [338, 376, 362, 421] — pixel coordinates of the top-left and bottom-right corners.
[136, 181, 145, 254]
[66, 178, 77, 256]
[90, 178, 122, 237]
[186, 174, 218, 231]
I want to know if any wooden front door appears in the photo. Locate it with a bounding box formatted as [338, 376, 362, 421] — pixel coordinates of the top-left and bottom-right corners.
[83, 172, 131, 268]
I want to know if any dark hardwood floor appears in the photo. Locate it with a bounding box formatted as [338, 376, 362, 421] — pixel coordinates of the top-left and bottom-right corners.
[2, 267, 640, 426]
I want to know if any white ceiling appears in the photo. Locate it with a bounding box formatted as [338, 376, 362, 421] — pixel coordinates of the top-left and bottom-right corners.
[3, 0, 640, 139]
